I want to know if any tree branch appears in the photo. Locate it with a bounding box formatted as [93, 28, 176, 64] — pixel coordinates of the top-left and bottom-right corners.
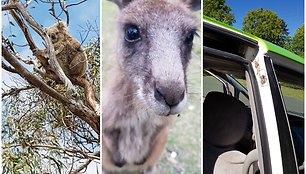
[2, 3, 17, 11]
[2, 62, 18, 73]
[8, 9, 37, 50]
[3, 143, 100, 160]
[72, 77, 99, 114]
[70, 151, 100, 174]
[2, 85, 34, 98]
[2, 45, 99, 133]
[58, 0, 69, 25]
[61, 117, 99, 144]
[49, 1, 61, 22]
[4, 0, 77, 95]
[66, 0, 87, 8]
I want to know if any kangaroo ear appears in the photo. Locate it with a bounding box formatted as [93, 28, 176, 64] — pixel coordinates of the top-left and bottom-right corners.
[183, 0, 201, 11]
[108, 0, 133, 9]
[191, 0, 201, 11]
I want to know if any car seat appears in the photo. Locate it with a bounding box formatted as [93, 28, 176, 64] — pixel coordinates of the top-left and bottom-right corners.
[204, 91, 248, 174]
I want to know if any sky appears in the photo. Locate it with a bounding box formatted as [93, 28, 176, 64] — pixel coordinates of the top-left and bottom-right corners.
[2, 0, 100, 49]
[227, 0, 304, 36]
[2, 0, 100, 173]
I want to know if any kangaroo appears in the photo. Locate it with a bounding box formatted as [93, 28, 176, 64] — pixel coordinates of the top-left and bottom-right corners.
[102, 0, 200, 173]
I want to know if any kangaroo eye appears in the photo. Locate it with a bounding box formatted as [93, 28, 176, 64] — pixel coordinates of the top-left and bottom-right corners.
[125, 25, 141, 42]
[185, 30, 196, 45]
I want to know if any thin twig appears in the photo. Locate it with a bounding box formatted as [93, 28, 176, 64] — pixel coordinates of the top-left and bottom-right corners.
[2, 85, 34, 98]
[2, 62, 17, 73]
[3, 143, 100, 160]
[70, 151, 100, 174]
[66, 0, 87, 8]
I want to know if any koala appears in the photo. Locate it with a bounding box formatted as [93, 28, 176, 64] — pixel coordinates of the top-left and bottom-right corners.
[35, 21, 87, 78]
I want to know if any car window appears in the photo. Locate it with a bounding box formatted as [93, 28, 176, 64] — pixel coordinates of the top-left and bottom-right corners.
[275, 71, 304, 170]
[279, 82, 304, 117]
[203, 74, 224, 97]
[232, 77, 250, 107]
[203, 68, 257, 172]
[239, 90, 249, 107]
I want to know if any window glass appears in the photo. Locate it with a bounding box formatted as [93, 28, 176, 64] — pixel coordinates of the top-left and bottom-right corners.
[279, 82, 304, 116]
[275, 71, 304, 169]
[203, 73, 224, 98]
[239, 92, 249, 107]
[232, 77, 249, 107]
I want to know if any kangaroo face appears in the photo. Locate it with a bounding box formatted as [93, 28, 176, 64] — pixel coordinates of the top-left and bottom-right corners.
[116, 0, 197, 116]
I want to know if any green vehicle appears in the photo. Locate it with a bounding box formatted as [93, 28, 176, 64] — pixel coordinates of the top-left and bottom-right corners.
[203, 16, 304, 174]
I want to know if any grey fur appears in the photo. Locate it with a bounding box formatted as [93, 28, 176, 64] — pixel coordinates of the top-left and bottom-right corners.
[102, 0, 198, 173]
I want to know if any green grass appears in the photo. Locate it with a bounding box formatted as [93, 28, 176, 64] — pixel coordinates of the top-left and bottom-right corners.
[280, 83, 304, 101]
[237, 79, 304, 101]
[102, 1, 201, 173]
[219, 77, 303, 113]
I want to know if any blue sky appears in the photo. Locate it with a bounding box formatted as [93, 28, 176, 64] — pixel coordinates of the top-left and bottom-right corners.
[2, 0, 100, 88]
[2, 0, 100, 52]
[227, 0, 304, 36]
[2, 0, 100, 86]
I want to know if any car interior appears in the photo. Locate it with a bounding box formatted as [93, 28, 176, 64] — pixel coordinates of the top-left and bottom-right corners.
[204, 20, 304, 173]
[288, 112, 304, 174]
[204, 58, 259, 174]
[203, 57, 304, 174]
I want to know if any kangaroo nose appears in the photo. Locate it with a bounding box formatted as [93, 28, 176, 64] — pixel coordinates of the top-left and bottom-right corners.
[154, 83, 185, 107]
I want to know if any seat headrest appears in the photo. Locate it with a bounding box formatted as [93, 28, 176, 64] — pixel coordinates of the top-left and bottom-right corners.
[204, 92, 248, 147]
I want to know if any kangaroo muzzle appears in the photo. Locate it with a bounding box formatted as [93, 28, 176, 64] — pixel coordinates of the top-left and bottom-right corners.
[154, 80, 187, 115]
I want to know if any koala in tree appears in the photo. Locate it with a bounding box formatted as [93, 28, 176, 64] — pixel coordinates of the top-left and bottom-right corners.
[35, 21, 87, 78]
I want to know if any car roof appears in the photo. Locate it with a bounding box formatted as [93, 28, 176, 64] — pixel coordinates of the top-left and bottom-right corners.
[203, 16, 304, 65]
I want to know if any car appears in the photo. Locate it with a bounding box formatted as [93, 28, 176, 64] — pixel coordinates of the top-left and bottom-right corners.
[203, 16, 304, 174]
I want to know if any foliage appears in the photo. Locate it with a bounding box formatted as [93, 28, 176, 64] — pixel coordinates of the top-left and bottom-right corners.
[2, 39, 100, 173]
[242, 8, 289, 47]
[290, 24, 304, 58]
[85, 38, 101, 93]
[2, 90, 66, 174]
[203, 0, 235, 25]
[1, 0, 100, 172]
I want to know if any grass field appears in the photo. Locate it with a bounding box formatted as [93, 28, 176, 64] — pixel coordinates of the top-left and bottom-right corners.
[102, 1, 202, 173]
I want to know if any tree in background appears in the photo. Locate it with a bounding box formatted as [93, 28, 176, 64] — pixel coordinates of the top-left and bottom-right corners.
[2, 0, 100, 173]
[203, 0, 235, 25]
[290, 24, 304, 58]
[243, 8, 289, 48]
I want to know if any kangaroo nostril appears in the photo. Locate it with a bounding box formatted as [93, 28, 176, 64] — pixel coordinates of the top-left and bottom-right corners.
[170, 90, 185, 106]
[154, 87, 165, 103]
[154, 84, 185, 107]
[179, 90, 185, 101]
